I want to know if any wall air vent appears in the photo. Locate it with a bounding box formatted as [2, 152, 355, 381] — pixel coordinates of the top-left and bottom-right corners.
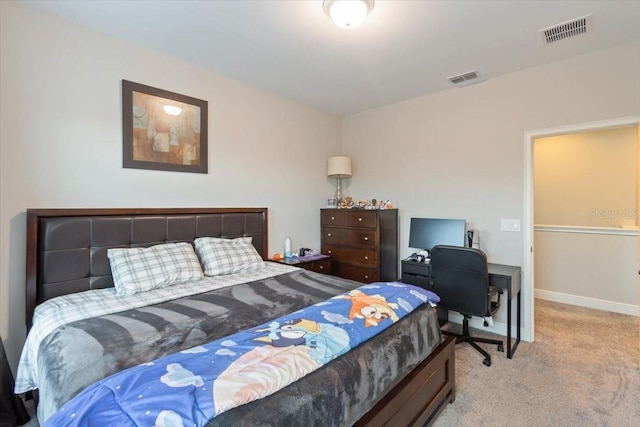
[447, 70, 486, 87]
[540, 14, 592, 45]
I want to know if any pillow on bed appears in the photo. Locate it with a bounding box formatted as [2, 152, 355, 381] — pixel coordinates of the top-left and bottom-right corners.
[197, 236, 253, 245]
[107, 242, 204, 296]
[194, 237, 265, 276]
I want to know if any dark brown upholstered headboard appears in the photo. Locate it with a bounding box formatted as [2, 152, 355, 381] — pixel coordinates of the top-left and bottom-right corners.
[25, 208, 268, 328]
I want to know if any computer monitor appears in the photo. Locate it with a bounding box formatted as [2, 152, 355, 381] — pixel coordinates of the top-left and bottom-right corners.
[408, 218, 466, 251]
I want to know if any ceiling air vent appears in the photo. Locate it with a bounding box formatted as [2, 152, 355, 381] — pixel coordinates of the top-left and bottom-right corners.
[540, 14, 592, 45]
[447, 70, 485, 87]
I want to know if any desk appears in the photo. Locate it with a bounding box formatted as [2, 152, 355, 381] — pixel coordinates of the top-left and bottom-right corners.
[487, 263, 521, 359]
[401, 260, 522, 359]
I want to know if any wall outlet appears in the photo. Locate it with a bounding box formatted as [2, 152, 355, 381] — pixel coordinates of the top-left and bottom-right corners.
[500, 219, 521, 231]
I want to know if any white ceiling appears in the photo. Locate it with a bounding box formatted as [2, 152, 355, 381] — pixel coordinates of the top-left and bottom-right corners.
[20, 0, 640, 116]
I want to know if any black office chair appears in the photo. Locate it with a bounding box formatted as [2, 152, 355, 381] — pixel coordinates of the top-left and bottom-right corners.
[430, 245, 504, 366]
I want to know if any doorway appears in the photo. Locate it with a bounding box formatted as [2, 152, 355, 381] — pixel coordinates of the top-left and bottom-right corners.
[523, 116, 640, 342]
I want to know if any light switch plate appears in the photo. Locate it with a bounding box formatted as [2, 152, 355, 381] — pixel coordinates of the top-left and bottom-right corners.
[501, 219, 521, 231]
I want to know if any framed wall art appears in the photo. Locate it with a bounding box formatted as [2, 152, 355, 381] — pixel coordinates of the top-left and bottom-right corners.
[122, 80, 208, 173]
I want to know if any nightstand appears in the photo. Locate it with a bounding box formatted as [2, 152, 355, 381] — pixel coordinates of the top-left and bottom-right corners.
[1, 335, 29, 425]
[270, 254, 332, 274]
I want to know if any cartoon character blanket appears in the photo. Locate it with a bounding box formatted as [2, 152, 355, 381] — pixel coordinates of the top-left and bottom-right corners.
[44, 282, 439, 427]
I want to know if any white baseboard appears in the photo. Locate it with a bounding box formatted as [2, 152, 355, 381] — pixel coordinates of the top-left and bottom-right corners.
[534, 289, 639, 316]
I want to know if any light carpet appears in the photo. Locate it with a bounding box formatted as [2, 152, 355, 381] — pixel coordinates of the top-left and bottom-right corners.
[432, 299, 640, 427]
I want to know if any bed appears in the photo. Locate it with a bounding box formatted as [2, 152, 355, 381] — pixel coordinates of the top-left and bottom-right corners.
[18, 207, 455, 426]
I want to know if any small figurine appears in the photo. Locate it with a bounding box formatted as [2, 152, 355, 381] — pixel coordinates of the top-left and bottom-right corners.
[340, 196, 353, 209]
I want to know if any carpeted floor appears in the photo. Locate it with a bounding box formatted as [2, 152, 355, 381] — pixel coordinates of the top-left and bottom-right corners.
[432, 299, 640, 427]
[19, 299, 640, 426]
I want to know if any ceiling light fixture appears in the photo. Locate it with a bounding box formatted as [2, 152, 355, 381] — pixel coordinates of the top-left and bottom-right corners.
[323, 0, 374, 29]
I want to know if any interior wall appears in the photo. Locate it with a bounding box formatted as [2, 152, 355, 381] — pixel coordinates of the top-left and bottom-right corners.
[0, 1, 341, 371]
[534, 231, 638, 312]
[534, 127, 638, 227]
[341, 41, 640, 336]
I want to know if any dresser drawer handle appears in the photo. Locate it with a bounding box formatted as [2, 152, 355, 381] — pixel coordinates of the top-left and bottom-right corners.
[319, 265, 324, 270]
[364, 256, 368, 260]
[358, 217, 362, 222]
[331, 216, 335, 220]
[327, 233, 332, 237]
[364, 275, 369, 280]
[364, 236, 368, 241]
[328, 250, 332, 254]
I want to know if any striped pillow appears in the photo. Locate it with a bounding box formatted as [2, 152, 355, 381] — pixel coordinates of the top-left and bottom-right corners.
[194, 237, 265, 276]
[107, 242, 204, 296]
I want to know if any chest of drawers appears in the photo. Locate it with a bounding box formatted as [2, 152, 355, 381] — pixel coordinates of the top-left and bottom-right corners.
[321, 208, 398, 283]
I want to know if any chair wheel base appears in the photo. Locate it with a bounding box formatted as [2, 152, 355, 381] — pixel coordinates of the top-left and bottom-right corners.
[445, 317, 503, 366]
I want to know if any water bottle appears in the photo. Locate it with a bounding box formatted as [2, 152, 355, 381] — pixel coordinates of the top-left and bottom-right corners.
[285, 237, 292, 258]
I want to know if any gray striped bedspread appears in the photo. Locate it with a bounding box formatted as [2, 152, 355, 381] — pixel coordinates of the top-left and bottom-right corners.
[36, 269, 443, 425]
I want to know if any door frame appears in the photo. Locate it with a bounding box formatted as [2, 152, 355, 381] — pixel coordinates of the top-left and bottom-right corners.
[523, 115, 640, 342]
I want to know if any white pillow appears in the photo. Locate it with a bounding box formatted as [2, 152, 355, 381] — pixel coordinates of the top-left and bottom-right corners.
[194, 237, 265, 276]
[107, 242, 204, 296]
[197, 236, 252, 245]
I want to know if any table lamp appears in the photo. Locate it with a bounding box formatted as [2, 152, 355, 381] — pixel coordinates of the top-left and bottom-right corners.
[327, 156, 352, 204]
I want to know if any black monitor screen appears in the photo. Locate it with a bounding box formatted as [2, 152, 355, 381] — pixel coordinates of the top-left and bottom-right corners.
[408, 218, 466, 251]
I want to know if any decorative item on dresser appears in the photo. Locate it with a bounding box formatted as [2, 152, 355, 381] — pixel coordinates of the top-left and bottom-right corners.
[321, 208, 398, 283]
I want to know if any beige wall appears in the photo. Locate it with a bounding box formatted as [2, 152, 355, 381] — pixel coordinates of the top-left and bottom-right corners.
[534, 127, 638, 228]
[342, 41, 640, 327]
[0, 2, 341, 370]
[342, 41, 640, 263]
[534, 231, 638, 307]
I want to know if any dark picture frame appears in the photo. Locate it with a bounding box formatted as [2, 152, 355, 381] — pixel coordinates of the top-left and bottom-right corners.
[122, 80, 208, 173]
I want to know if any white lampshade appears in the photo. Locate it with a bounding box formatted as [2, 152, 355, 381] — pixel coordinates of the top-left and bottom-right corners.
[323, 0, 374, 30]
[327, 156, 352, 177]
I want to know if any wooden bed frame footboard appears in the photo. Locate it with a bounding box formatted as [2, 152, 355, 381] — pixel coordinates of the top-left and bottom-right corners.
[356, 335, 456, 427]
